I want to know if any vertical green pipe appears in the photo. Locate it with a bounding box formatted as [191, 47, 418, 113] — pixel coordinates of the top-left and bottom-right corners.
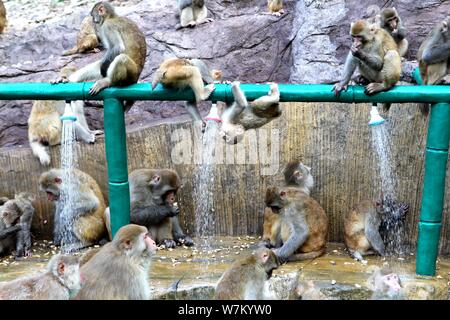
[103, 98, 130, 238]
[416, 102, 450, 276]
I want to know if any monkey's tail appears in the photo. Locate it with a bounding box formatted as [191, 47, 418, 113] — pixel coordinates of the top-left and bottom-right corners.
[123, 100, 135, 113]
[151, 70, 164, 90]
[62, 46, 79, 56]
[287, 249, 325, 262]
[30, 140, 51, 166]
[382, 103, 391, 113]
[419, 103, 430, 116]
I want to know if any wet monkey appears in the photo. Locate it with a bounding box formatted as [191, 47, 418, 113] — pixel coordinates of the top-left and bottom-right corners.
[176, 0, 214, 30]
[63, 16, 100, 56]
[152, 58, 216, 128]
[0, 254, 82, 300]
[217, 81, 281, 145]
[75, 224, 157, 300]
[0, 193, 35, 258]
[0, 0, 5, 34]
[333, 19, 401, 113]
[29, 67, 102, 166]
[377, 8, 408, 57]
[215, 247, 279, 300]
[39, 168, 108, 251]
[265, 186, 328, 263]
[368, 267, 405, 300]
[54, 2, 147, 112]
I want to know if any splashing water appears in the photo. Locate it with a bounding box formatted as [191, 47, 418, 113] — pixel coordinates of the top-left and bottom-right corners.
[57, 103, 79, 253]
[193, 121, 220, 264]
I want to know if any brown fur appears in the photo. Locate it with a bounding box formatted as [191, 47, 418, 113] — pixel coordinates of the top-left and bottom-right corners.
[268, 0, 283, 14]
[262, 207, 280, 247]
[75, 224, 156, 300]
[0, 254, 81, 300]
[378, 8, 408, 57]
[265, 187, 328, 261]
[215, 247, 279, 300]
[151, 57, 215, 103]
[344, 200, 374, 256]
[0, 0, 6, 33]
[39, 168, 108, 246]
[63, 16, 99, 56]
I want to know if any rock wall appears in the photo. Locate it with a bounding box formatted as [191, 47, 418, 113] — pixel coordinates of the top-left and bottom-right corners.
[0, 0, 449, 147]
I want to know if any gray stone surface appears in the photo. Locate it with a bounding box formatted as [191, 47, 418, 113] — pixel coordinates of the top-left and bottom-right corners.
[0, 0, 449, 147]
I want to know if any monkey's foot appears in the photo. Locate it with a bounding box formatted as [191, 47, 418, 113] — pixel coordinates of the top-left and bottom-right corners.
[364, 83, 386, 95]
[186, 21, 197, 28]
[51, 77, 69, 85]
[271, 12, 282, 17]
[90, 78, 111, 95]
[90, 129, 104, 136]
[176, 236, 194, 247]
[201, 84, 215, 101]
[92, 48, 101, 53]
[39, 153, 51, 166]
[160, 239, 177, 249]
[440, 75, 450, 84]
[200, 18, 214, 24]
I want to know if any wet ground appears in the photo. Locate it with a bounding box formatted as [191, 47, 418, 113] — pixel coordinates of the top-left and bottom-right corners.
[0, 237, 449, 300]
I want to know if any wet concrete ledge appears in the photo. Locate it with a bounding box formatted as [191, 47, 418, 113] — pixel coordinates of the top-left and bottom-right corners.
[0, 238, 448, 300]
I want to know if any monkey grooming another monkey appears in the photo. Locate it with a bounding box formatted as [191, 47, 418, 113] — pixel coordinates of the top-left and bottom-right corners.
[152, 57, 216, 128]
[29, 67, 102, 166]
[176, 0, 214, 30]
[377, 8, 408, 57]
[417, 19, 450, 115]
[39, 168, 108, 251]
[367, 266, 405, 300]
[0, 0, 6, 34]
[0, 193, 35, 258]
[262, 161, 314, 248]
[263, 0, 284, 16]
[0, 254, 82, 300]
[265, 186, 328, 263]
[75, 224, 157, 300]
[63, 16, 100, 56]
[216, 81, 281, 145]
[127, 168, 194, 248]
[215, 247, 279, 300]
[333, 19, 401, 113]
[54, 2, 147, 113]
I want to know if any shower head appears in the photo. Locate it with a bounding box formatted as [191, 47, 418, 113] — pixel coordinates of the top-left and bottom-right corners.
[205, 103, 221, 123]
[60, 102, 77, 122]
[368, 104, 385, 126]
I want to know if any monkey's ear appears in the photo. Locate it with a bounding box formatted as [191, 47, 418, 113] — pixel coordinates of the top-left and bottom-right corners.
[57, 261, 65, 276]
[123, 239, 132, 250]
[151, 175, 161, 183]
[98, 4, 106, 15]
[261, 251, 269, 263]
[293, 170, 302, 178]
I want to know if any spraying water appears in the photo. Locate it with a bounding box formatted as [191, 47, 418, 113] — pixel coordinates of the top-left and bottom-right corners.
[57, 102, 79, 253]
[192, 119, 221, 264]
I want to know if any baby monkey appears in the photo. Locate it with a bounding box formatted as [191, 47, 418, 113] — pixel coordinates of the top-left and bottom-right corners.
[263, 0, 284, 16]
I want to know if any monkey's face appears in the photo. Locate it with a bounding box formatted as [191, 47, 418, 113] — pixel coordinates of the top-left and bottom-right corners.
[39, 174, 62, 202]
[220, 123, 245, 145]
[149, 173, 179, 206]
[256, 248, 279, 279]
[350, 20, 373, 48]
[1, 201, 21, 227]
[265, 187, 287, 213]
[91, 3, 109, 25]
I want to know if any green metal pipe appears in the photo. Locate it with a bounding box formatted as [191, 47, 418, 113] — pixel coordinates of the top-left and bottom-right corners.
[0, 83, 450, 104]
[103, 98, 130, 238]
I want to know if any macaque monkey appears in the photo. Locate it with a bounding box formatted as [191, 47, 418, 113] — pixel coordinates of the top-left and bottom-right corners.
[125, 168, 194, 248]
[176, 0, 214, 30]
[63, 16, 100, 56]
[295, 280, 328, 300]
[0, 0, 6, 34]
[215, 247, 279, 300]
[54, 2, 147, 112]
[265, 186, 328, 263]
[262, 161, 314, 248]
[344, 200, 385, 261]
[263, 0, 284, 16]
[152, 57, 216, 128]
[368, 267, 405, 300]
[333, 19, 401, 113]
[0, 197, 22, 256]
[217, 81, 281, 145]
[75, 224, 157, 300]
[417, 19, 450, 115]
[0, 193, 35, 258]
[377, 8, 408, 57]
[0, 254, 82, 300]
[29, 67, 102, 166]
[39, 168, 108, 251]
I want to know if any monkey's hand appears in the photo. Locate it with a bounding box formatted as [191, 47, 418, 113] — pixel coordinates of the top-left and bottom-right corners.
[332, 83, 348, 97]
[176, 235, 194, 247]
[51, 77, 70, 85]
[168, 204, 180, 217]
[259, 239, 273, 249]
[160, 239, 177, 249]
[273, 249, 288, 265]
[351, 45, 364, 59]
